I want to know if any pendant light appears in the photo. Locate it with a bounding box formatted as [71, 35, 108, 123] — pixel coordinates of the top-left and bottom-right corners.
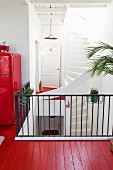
[44, 19, 58, 40]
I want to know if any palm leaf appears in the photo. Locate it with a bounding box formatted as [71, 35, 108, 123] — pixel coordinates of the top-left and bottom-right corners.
[86, 41, 113, 59]
[87, 55, 113, 76]
[86, 42, 113, 77]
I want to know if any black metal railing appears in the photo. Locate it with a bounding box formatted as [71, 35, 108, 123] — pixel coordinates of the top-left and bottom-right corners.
[14, 82, 30, 136]
[14, 93, 113, 138]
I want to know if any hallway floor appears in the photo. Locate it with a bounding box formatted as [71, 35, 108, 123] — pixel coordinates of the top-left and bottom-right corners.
[0, 125, 113, 170]
[36, 87, 56, 94]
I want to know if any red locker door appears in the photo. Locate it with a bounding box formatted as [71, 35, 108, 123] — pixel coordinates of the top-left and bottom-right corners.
[0, 75, 15, 125]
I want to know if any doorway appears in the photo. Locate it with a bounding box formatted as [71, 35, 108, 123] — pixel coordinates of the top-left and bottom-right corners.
[41, 43, 61, 88]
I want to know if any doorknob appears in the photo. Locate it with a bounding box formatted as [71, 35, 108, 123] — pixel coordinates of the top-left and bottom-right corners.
[57, 68, 60, 70]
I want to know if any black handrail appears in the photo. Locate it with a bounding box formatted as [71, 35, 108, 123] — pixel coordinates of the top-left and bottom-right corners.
[14, 93, 113, 138]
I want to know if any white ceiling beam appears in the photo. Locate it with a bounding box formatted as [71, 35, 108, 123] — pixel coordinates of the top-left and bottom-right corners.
[35, 7, 67, 13]
[38, 14, 65, 20]
[31, 0, 111, 4]
[40, 19, 64, 24]
[70, 3, 108, 7]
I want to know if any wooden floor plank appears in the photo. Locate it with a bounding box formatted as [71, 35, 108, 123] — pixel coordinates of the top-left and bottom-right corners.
[38, 141, 49, 170]
[47, 142, 56, 170]
[84, 141, 102, 170]
[91, 141, 110, 170]
[24, 141, 37, 170]
[98, 141, 113, 170]
[0, 137, 15, 169]
[0, 141, 16, 170]
[70, 141, 83, 170]
[63, 141, 74, 170]
[55, 141, 65, 170]
[77, 141, 93, 170]
[32, 142, 41, 170]
[9, 141, 29, 170]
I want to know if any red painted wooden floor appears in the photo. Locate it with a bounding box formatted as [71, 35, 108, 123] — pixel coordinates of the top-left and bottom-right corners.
[0, 125, 113, 170]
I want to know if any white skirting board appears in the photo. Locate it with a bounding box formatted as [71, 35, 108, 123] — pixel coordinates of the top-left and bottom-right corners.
[15, 137, 113, 141]
[0, 136, 5, 145]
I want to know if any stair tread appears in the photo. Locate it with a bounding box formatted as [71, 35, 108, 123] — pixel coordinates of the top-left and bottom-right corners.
[69, 66, 87, 69]
[72, 124, 90, 128]
[72, 108, 87, 112]
[68, 71, 83, 75]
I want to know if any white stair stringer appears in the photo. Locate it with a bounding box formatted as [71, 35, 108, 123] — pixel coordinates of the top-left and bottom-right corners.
[39, 72, 90, 95]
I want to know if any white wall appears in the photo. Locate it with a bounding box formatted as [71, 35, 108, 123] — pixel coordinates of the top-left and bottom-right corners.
[28, 2, 41, 89]
[86, 2, 113, 94]
[0, 0, 29, 85]
[99, 0, 113, 94]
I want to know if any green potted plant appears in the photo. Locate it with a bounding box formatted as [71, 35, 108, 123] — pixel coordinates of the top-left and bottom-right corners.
[90, 87, 99, 103]
[86, 41, 113, 76]
[22, 88, 34, 104]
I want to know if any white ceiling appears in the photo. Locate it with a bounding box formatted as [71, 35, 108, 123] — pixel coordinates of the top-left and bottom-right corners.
[31, 0, 110, 3]
[34, 4, 68, 24]
[30, 0, 111, 24]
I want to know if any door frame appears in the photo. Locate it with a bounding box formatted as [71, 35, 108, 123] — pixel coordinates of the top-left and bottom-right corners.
[41, 43, 61, 88]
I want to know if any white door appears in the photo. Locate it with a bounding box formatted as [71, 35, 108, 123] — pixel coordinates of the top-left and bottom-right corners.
[42, 44, 60, 88]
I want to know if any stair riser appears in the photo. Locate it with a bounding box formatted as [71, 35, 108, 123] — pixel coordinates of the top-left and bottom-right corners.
[68, 67, 86, 73]
[69, 61, 88, 67]
[72, 108, 87, 114]
[72, 106, 86, 111]
[71, 123, 90, 129]
[72, 115, 88, 121]
[68, 72, 80, 79]
[71, 131, 91, 136]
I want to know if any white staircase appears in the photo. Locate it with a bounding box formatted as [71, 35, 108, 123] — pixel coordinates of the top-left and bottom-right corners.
[64, 31, 89, 86]
[71, 97, 91, 136]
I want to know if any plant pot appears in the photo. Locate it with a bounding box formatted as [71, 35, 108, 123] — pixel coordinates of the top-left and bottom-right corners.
[91, 95, 99, 103]
[21, 96, 29, 104]
[0, 45, 9, 52]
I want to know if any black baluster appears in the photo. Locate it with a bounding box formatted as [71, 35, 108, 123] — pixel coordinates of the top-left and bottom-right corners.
[70, 96, 72, 137]
[75, 96, 77, 136]
[32, 96, 34, 136]
[96, 96, 100, 136]
[81, 96, 83, 136]
[26, 100, 29, 136]
[49, 96, 50, 137]
[43, 96, 45, 137]
[102, 96, 105, 136]
[86, 96, 88, 137]
[37, 96, 40, 136]
[15, 95, 19, 136]
[107, 96, 111, 136]
[91, 97, 94, 136]
[60, 96, 62, 136]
